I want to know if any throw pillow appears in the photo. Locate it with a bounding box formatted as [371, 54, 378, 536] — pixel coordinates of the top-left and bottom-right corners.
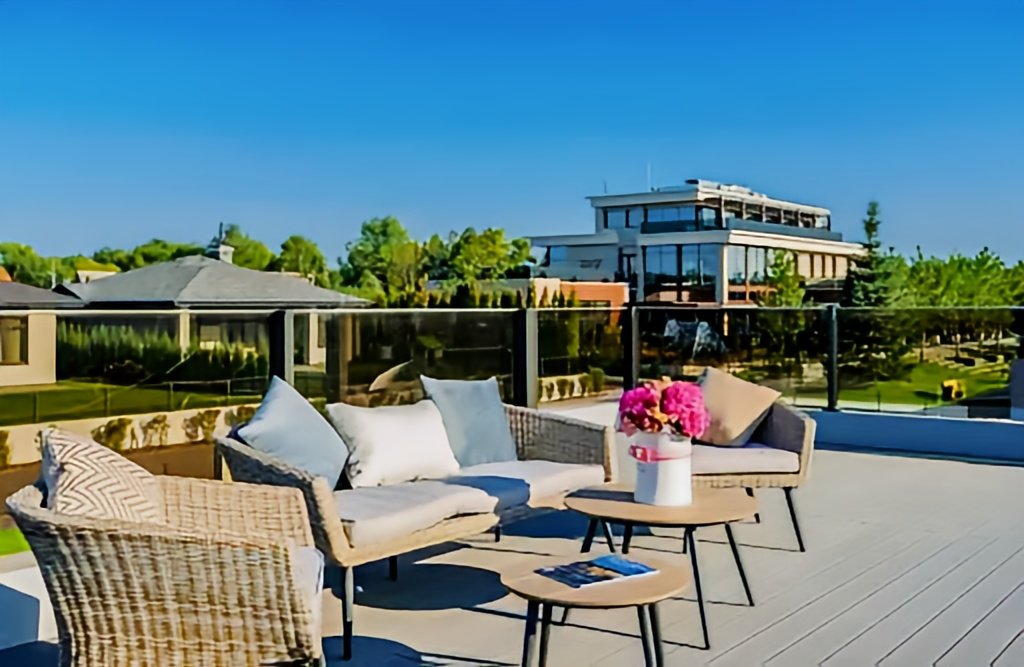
[420, 376, 518, 467]
[697, 367, 781, 447]
[40, 428, 164, 523]
[327, 400, 461, 488]
[237, 376, 349, 489]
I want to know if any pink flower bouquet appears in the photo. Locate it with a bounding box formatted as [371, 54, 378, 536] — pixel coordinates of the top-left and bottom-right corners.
[617, 378, 710, 439]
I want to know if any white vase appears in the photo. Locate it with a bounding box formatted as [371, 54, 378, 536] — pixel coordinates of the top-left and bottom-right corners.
[630, 431, 693, 507]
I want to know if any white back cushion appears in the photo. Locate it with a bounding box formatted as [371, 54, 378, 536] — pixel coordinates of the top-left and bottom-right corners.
[327, 400, 460, 488]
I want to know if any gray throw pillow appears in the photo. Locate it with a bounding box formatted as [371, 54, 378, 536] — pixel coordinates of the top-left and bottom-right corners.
[237, 376, 348, 488]
[697, 367, 781, 447]
[420, 376, 518, 467]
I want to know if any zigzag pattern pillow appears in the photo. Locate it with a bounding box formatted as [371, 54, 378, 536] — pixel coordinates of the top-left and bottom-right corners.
[41, 428, 164, 524]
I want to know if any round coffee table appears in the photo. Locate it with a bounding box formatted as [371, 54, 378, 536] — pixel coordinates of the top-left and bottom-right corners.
[502, 553, 690, 667]
[564, 484, 758, 650]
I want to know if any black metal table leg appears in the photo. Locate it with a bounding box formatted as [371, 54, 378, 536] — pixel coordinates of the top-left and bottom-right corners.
[521, 600, 540, 667]
[745, 487, 760, 523]
[636, 606, 654, 667]
[724, 523, 754, 606]
[601, 520, 617, 552]
[538, 603, 553, 667]
[622, 523, 634, 554]
[581, 519, 598, 553]
[686, 528, 710, 650]
[649, 604, 665, 666]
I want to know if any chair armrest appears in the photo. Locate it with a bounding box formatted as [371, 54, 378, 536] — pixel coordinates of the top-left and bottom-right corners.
[159, 476, 314, 548]
[756, 403, 815, 482]
[504, 405, 616, 481]
[216, 437, 354, 564]
[6, 485, 321, 665]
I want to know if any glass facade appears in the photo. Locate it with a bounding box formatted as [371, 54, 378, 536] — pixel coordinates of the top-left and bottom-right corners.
[642, 243, 721, 301]
[646, 205, 697, 230]
[605, 209, 627, 229]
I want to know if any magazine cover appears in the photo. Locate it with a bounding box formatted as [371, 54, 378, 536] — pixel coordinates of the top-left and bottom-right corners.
[536, 555, 657, 589]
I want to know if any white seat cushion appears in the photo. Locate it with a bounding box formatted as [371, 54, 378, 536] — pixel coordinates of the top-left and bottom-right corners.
[456, 460, 605, 503]
[692, 442, 799, 475]
[333, 481, 496, 547]
[289, 545, 324, 640]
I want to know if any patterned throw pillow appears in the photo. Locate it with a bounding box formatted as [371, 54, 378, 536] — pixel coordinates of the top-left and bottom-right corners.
[40, 428, 164, 524]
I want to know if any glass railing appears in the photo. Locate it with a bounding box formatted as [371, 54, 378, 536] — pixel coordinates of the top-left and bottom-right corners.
[537, 308, 625, 402]
[836, 308, 1021, 418]
[636, 305, 831, 407]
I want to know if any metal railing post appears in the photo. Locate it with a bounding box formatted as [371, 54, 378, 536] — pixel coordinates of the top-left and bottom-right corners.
[512, 308, 539, 407]
[269, 309, 296, 385]
[623, 302, 640, 390]
[826, 304, 839, 411]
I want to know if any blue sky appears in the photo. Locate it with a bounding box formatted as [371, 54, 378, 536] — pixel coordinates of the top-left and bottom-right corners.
[1, 0, 1022, 261]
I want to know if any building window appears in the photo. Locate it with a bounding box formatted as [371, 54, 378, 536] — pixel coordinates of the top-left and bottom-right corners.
[0, 317, 28, 365]
[699, 244, 720, 286]
[545, 246, 569, 264]
[605, 209, 627, 229]
[643, 245, 678, 286]
[727, 246, 747, 285]
[626, 207, 644, 228]
[747, 247, 768, 285]
[646, 205, 696, 230]
[680, 245, 700, 286]
[697, 206, 719, 229]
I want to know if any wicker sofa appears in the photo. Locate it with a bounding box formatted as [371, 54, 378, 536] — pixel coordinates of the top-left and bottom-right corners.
[217, 404, 615, 661]
[6, 477, 324, 667]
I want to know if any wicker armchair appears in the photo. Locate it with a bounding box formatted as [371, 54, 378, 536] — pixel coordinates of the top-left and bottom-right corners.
[217, 403, 614, 661]
[6, 477, 324, 667]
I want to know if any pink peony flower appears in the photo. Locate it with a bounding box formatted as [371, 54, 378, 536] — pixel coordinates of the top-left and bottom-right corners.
[617, 385, 664, 434]
[661, 381, 710, 438]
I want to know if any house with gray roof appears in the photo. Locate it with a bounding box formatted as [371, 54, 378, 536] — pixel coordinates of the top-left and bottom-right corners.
[0, 281, 82, 387]
[56, 254, 370, 366]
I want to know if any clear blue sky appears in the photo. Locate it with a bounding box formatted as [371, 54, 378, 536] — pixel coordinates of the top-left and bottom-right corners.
[2, 0, 1022, 262]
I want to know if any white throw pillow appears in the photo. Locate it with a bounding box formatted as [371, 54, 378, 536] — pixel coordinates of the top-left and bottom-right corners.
[327, 400, 461, 488]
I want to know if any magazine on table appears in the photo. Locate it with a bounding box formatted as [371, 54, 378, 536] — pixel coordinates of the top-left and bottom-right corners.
[535, 555, 658, 589]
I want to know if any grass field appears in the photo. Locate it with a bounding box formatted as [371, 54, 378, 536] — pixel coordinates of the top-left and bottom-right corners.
[0, 381, 261, 427]
[0, 527, 28, 556]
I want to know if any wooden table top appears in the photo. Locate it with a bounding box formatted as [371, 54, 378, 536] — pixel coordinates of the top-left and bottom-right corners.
[564, 484, 758, 527]
[501, 554, 691, 609]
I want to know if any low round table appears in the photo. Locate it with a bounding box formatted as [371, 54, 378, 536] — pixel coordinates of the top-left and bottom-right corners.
[564, 484, 758, 650]
[502, 554, 690, 667]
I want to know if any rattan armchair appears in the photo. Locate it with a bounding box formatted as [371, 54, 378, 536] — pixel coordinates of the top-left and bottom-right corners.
[217, 403, 614, 661]
[6, 477, 324, 667]
[692, 402, 816, 551]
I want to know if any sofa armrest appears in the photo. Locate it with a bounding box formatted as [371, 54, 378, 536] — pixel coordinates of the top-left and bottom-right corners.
[216, 437, 354, 564]
[755, 403, 815, 481]
[504, 405, 616, 481]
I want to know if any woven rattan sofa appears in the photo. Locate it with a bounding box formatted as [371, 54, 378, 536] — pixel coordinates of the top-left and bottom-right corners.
[217, 404, 615, 661]
[6, 477, 325, 667]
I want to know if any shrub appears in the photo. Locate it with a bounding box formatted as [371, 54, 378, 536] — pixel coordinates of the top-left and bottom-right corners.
[555, 378, 572, 399]
[589, 367, 607, 393]
[140, 414, 170, 448]
[0, 430, 9, 469]
[578, 374, 592, 395]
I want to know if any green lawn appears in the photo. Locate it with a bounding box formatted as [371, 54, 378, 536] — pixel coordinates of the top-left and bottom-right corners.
[0, 527, 28, 556]
[0, 380, 261, 427]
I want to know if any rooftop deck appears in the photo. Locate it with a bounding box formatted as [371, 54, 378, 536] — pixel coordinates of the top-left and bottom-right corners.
[3, 413, 1024, 665]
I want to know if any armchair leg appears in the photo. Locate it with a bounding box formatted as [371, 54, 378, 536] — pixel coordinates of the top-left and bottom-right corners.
[745, 488, 760, 523]
[388, 555, 399, 581]
[494, 524, 502, 543]
[783, 488, 805, 552]
[342, 566, 356, 660]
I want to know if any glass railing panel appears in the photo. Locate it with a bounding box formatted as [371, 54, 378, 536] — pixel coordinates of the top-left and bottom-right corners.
[312, 309, 517, 408]
[636, 306, 830, 407]
[837, 307, 1020, 418]
[537, 308, 624, 402]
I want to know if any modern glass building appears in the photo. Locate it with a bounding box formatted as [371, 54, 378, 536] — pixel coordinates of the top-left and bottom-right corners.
[531, 179, 863, 304]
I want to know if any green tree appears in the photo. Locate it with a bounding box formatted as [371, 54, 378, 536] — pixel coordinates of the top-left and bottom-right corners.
[841, 202, 912, 381]
[758, 251, 807, 374]
[276, 235, 330, 286]
[93, 239, 203, 271]
[222, 224, 275, 270]
[0, 243, 61, 286]
[342, 216, 412, 283]
[446, 228, 531, 286]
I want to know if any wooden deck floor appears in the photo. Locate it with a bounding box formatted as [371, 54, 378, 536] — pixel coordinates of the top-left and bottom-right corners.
[317, 448, 1024, 666]
[2, 448, 1022, 665]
